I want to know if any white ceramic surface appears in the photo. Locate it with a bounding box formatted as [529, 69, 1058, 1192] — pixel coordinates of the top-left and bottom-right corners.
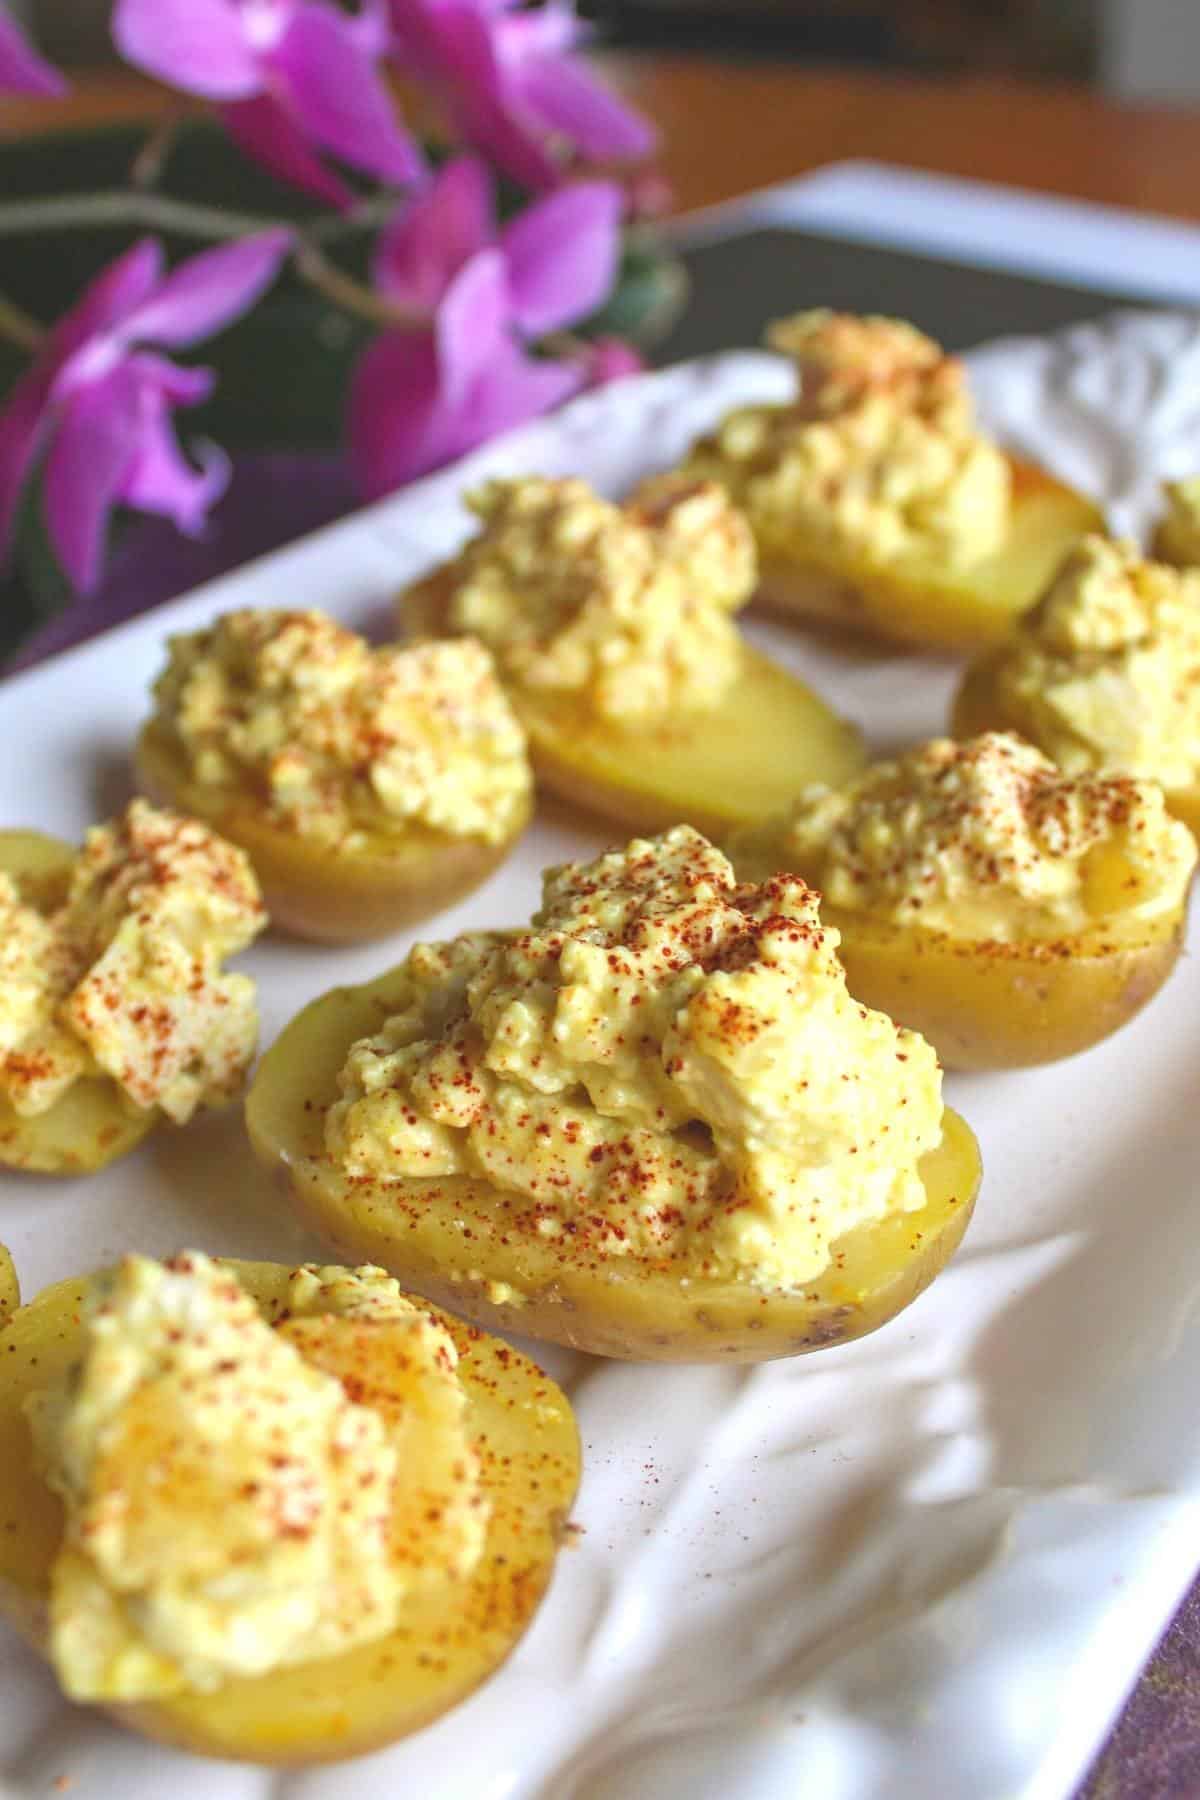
[4, 313, 1200, 1800]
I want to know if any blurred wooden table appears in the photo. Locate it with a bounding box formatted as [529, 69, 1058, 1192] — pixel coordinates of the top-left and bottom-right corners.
[5, 54, 1200, 223]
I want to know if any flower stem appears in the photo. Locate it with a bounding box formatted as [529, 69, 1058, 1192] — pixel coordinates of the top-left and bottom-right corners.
[0, 191, 285, 241]
[129, 112, 185, 191]
[0, 190, 419, 333]
[0, 293, 44, 353]
[292, 242, 421, 329]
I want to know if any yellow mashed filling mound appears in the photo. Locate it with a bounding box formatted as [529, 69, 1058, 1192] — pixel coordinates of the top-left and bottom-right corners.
[683, 309, 1012, 569]
[0, 801, 264, 1121]
[150, 609, 531, 845]
[325, 826, 943, 1289]
[27, 1252, 486, 1701]
[439, 475, 756, 722]
[983, 535, 1200, 791]
[740, 733, 1196, 940]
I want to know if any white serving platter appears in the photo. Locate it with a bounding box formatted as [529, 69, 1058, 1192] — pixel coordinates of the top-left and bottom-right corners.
[6, 301, 1200, 1800]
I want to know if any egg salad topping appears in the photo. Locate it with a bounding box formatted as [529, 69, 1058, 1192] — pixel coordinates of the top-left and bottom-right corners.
[736, 733, 1197, 941]
[26, 1253, 487, 1700]
[325, 826, 943, 1289]
[985, 535, 1200, 790]
[1156, 478, 1200, 567]
[0, 802, 264, 1122]
[151, 609, 531, 845]
[685, 310, 1011, 569]
[437, 476, 756, 722]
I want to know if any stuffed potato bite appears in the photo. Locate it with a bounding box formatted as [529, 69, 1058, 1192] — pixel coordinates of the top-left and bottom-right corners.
[400, 476, 865, 837]
[952, 537, 1200, 840]
[137, 610, 533, 944]
[0, 807, 264, 1175]
[751, 457, 1102, 653]
[678, 310, 1102, 653]
[248, 829, 981, 1361]
[730, 734, 1197, 1069]
[0, 1255, 579, 1765]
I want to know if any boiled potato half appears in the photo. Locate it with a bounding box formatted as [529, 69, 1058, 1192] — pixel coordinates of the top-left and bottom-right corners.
[951, 664, 1200, 841]
[400, 572, 865, 836]
[0, 1258, 580, 1765]
[247, 967, 981, 1363]
[136, 723, 531, 945]
[754, 458, 1101, 652]
[736, 850, 1185, 1069]
[0, 831, 154, 1176]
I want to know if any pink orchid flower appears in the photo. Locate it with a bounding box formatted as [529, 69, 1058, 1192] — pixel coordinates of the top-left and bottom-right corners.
[0, 230, 292, 593]
[388, 0, 654, 190]
[349, 154, 627, 496]
[0, 7, 67, 96]
[113, 0, 422, 209]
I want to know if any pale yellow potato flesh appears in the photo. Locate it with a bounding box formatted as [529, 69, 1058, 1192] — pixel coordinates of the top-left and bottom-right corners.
[246, 968, 981, 1363]
[0, 831, 154, 1175]
[0, 1259, 580, 1765]
[401, 572, 866, 836]
[951, 659, 1200, 844]
[135, 723, 531, 945]
[0, 1245, 17, 1325]
[753, 458, 1103, 653]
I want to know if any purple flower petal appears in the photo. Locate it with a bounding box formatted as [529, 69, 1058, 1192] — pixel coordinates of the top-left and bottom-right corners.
[417, 2, 561, 190]
[6, 451, 357, 675]
[111, 0, 260, 100]
[583, 336, 645, 386]
[50, 238, 164, 352]
[446, 339, 580, 460]
[350, 249, 510, 497]
[268, 1, 425, 187]
[372, 155, 494, 310]
[0, 240, 161, 556]
[120, 400, 229, 536]
[349, 328, 447, 499]
[513, 45, 655, 161]
[344, 0, 391, 58]
[221, 94, 355, 208]
[501, 180, 622, 337]
[42, 362, 144, 594]
[0, 9, 67, 96]
[435, 248, 511, 407]
[119, 230, 293, 350]
[129, 351, 216, 408]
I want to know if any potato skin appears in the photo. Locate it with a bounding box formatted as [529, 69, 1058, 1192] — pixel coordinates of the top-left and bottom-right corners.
[951, 659, 1200, 844]
[400, 574, 866, 836]
[135, 723, 530, 945]
[825, 906, 1186, 1070]
[752, 458, 1102, 652]
[246, 969, 981, 1363]
[0, 831, 155, 1175]
[0, 1260, 579, 1765]
[0, 1246, 16, 1325]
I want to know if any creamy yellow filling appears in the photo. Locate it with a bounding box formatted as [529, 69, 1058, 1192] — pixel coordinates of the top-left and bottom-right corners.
[733, 733, 1196, 940]
[0, 802, 264, 1121]
[436, 476, 756, 722]
[28, 1254, 486, 1700]
[683, 309, 1012, 571]
[325, 827, 943, 1289]
[151, 609, 531, 845]
[983, 535, 1200, 792]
